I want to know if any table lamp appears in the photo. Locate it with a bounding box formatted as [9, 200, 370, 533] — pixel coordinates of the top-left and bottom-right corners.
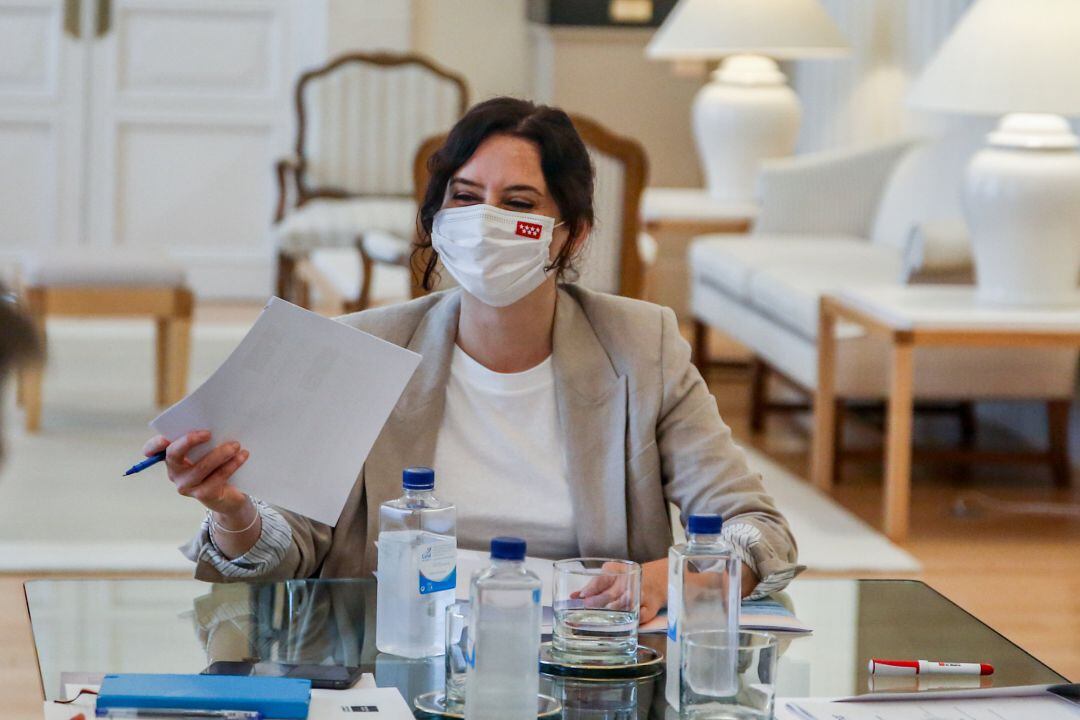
[908, 0, 1080, 307]
[645, 0, 848, 203]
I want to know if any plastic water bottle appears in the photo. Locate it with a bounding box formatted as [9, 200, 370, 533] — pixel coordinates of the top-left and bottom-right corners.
[665, 514, 741, 710]
[376, 467, 457, 658]
[465, 537, 542, 720]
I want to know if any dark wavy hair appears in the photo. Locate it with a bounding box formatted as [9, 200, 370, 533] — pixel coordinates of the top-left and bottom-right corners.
[413, 97, 595, 291]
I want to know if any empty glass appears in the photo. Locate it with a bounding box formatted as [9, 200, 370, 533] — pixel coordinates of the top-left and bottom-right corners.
[444, 601, 470, 709]
[681, 630, 778, 719]
[552, 558, 641, 660]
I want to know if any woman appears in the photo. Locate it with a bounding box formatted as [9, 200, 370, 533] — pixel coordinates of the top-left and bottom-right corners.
[146, 97, 800, 622]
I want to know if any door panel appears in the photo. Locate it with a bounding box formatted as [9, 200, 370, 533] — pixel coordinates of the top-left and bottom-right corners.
[0, 122, 55, 249]
[117, 4, 281, 100]
[0, 0, 86, 258]
[0, 2, 58, 92]
[115, 121, 272, 251]
[87, 0, 318, 297]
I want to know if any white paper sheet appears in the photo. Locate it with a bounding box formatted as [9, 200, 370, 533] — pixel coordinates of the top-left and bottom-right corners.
[777, 690, 1080, 720]
[151, 298, 421, 526]
[309, 687, 413, 719]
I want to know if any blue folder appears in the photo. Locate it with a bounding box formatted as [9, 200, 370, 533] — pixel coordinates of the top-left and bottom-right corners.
[96, 674, 311, 719]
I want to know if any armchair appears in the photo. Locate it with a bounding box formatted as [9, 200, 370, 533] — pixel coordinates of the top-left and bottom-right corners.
[272, 51, 469, 310]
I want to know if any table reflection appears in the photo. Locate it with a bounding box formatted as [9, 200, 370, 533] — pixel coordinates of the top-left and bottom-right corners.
[193, 580, 371, 668]
[541, 675, 660, 720]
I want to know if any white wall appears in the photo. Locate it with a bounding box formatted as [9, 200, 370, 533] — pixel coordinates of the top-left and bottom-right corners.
[412, 0, 532, 102]
[326, 0, 411, 55]
[530, 25, 704, 187]
[791, 0, 975, 152]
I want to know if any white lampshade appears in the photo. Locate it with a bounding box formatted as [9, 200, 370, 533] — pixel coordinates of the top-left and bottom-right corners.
[909, 0, 1080, 116]
[645, 0, 849, 61]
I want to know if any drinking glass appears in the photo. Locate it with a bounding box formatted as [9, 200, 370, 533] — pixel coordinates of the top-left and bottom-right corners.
[444, 601, 470, 709]
[552, 558, 641, 660]
[680, 630, 778, 719]
[542, 675, 650, 720]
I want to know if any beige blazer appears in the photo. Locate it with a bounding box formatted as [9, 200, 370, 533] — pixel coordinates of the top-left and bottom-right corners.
[193, 285, 799, 584]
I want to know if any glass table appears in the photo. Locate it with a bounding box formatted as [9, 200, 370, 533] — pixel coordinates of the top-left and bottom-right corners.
[25, 578, 1068, 718]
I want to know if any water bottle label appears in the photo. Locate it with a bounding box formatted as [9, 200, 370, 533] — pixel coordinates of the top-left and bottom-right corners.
[417, 539, 456, 595]
[667, 580, 680, 641]
[532, 588, 541, 604]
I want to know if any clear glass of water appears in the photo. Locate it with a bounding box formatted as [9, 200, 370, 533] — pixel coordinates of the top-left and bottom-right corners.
[681, 630, 778, 720]
[542, 675, 646, 720]
[444, 601, 470, 710]
[552, 558, 641, 661]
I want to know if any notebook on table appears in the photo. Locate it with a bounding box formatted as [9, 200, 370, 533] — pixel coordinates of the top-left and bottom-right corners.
[96, 673, 311, 719]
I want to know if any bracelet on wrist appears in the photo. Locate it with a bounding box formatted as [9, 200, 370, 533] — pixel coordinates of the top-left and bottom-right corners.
[210, 497, 259, 534]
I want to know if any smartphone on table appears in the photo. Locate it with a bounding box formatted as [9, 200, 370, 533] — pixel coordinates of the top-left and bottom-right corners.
[202, 660, 365, 690]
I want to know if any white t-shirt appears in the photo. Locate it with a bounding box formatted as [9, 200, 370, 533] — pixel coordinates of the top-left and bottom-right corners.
[431, 345, 578, 560]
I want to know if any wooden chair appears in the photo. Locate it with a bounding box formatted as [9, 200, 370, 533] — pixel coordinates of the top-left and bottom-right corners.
[408, 114, 651, 300]
[273, 51, 469, 311]
[571, 114, 650, 299]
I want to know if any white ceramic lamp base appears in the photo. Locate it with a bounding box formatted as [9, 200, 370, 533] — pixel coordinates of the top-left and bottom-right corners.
[692, 55, 801, 203]
[965, 114, 1080, 307]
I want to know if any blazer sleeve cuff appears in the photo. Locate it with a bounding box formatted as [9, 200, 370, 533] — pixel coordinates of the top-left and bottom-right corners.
[722, 522, 805, 600]
[180, 499, 293, 579]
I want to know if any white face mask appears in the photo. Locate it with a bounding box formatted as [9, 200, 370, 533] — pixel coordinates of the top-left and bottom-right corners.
[431, 204, 563, 307]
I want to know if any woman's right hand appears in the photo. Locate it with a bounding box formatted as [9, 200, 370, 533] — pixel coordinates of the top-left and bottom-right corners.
[143, 430, 250, 518]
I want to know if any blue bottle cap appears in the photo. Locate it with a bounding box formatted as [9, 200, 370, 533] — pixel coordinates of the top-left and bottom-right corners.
[688, 514, 723, 535]
[490, 536, 526, 561]
[402, 467, 435, 491]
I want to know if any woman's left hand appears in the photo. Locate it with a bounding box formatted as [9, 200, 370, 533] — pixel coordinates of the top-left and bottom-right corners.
[574, 558, 762, 627]
[570, 559, 667, 624]
[638, 559, 667, 623]
[641, 560, 758, 622]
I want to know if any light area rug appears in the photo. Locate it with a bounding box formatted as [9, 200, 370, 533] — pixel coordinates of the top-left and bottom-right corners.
[0, 319, 919, 574]
[748, 448, 920, 573]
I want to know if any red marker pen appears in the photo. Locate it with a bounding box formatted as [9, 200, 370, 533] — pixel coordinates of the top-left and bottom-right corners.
[869, 659, 994, 676]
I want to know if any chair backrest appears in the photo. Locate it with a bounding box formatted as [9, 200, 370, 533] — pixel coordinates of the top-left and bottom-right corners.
[408, 116, 649, 299]
[293, 52, 469, 203]
[571, 114, 649, 299]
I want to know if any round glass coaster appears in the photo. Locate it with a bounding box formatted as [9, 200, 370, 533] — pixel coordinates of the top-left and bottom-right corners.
[413, 690, 561, 719]
[539, 642, 663, 679]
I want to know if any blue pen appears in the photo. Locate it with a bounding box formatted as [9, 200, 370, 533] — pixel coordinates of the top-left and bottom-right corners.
[123, 450, 166, 476]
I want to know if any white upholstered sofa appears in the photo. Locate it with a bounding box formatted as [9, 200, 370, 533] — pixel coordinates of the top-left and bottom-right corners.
[689, 132, 1078, 484]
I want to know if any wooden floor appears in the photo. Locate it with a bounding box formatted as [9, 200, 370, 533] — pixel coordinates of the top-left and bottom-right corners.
[1, 320, 1077, 719]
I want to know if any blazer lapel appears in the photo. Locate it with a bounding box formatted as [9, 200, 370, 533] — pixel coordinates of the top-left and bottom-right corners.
[552, 288, 629, 559]
[361, 291, 461, 572]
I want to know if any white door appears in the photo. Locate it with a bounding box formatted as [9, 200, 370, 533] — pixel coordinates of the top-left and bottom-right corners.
[84, 0, 324, 297]
[0, 0, 88, 268]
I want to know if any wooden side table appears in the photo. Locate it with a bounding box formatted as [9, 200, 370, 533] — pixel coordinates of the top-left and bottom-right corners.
[640, 188, 756, 318]
[17, 252, 194, 432]
[811, 286, 1080, 541]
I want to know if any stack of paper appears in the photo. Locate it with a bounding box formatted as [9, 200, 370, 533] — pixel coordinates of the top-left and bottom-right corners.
[777, 684, 1080, 720]
[638, 598, 811, 635]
